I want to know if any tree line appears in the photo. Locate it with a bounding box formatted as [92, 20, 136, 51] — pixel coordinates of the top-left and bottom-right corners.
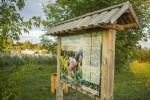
[135, 47, 150, 63]
[1, 0, 150, 71]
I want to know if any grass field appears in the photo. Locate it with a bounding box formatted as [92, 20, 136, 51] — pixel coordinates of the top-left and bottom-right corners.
[0, 62, 150, 100]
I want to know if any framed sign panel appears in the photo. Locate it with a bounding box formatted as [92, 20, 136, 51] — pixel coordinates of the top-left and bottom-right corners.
[60, 32, 102, 96]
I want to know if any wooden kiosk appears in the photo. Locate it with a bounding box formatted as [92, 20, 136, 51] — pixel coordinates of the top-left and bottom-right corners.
[46, 1, 141, 100]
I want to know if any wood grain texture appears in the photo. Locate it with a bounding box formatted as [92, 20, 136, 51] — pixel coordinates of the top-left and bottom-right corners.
[56, 36, 63, 100]
[101, 29, 116, 100]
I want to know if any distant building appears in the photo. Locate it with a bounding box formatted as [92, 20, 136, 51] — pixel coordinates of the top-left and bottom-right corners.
[38, 49, 48, 54]
[22, 49, 37, 55]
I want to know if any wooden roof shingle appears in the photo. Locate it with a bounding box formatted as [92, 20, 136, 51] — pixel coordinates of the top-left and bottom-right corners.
[46, 1, 141, 36]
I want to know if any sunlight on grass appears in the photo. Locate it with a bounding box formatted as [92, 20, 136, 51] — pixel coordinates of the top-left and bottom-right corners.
[130, 61, 150, 77]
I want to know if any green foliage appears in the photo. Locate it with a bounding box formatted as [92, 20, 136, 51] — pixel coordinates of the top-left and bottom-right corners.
[135, 47, 150, 63]
[40, 34, 57, 54]
[0, 54, 24, 67]
[0, 54, 57, 67]
[0, 64, 93, 100]
[15, 41, 23, 46]
[43, 0, 150, 71]
[35, 44, 43, 50]
[23, 41, 31, 49]
[114, 63, 150, 100]
[0, 0, 42, 52]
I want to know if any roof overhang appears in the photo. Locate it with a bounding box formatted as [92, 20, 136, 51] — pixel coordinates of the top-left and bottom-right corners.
[46, 1, 141, 36]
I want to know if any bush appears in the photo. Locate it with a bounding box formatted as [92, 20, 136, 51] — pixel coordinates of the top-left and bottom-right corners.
[0, 54, 57, 67]
[0, 54, 24, 67]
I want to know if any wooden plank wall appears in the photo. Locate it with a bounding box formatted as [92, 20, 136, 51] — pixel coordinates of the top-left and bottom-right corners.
[101, 29, 116, 100]
[56, 36, 63, 100]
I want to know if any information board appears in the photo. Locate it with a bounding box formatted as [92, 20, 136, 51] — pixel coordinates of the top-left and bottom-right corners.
[60, 32, 102, 96]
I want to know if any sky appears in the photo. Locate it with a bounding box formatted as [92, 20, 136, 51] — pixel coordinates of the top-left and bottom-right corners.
[18, 0, 150, 48]
[18, 0, 51, 44]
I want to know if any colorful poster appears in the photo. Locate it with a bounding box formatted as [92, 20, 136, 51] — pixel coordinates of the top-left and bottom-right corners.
[60, 32, 102, 96]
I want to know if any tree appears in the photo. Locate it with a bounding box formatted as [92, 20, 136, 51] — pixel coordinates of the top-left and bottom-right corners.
[43, 0, 150, 71]
[15, 41, 23, 46]
[23, 41, 31, 49]
[35, 44, 43, 50]
[40, 34, 57, 54]
[0, 0, 41, 52]
[135, 47, 150, 63]
[3, 38, 13, 47]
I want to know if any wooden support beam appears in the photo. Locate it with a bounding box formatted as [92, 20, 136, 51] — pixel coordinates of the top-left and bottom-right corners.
[99, 24, 124, 30]
[128, 4, 142, 29]
[122, 23, 138, 29]
[101, 29, 116, 100]
[56, 36, 63, 100]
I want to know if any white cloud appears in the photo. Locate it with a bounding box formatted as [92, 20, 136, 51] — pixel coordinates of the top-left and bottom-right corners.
[139, 39, 150, 49]
[19, 30, 45, 44]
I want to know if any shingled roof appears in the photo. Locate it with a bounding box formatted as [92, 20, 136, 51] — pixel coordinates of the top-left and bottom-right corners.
[46, 1, 141, 36]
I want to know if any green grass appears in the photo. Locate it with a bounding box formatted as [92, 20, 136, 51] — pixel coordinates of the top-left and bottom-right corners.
[0, 64, 93, 100]
[0, 62, 150, 100]
[114, 62, 150, 100]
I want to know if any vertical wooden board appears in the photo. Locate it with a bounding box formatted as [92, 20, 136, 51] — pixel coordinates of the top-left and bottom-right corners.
[63, 84, 68, 94]
[101, 29, 116, 100]
[109, 30, 116, 100]
[101, 30, 109, 100]
[56, 36, 63, 100]
[51, 73, 57, 94]
[107, 29, 116, 100]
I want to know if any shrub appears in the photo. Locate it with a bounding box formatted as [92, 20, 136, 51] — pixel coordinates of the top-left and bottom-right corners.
[0, 54, 57, 67]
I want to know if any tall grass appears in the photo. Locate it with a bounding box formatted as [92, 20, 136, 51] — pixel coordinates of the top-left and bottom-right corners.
[0, 54, 57, 67]
[0, 54, 57, 100]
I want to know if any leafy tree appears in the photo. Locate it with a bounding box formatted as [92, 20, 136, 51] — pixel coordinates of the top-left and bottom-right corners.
[35, 44, 43, 50]
[40, 34, 57, 54]
[15, 41, 23, 46]
[0, 0, 41, 52]
[43, 0, 150, 71]
[3, 38, 13, 47]
[23, 41, 31, 49]
[135, 46, 150, 63]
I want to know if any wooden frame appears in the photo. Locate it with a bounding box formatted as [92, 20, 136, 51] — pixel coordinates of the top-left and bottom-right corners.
[56, 29, 116, 100]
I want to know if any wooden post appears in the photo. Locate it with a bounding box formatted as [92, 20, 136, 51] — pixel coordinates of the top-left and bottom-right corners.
[51, 73, 68, 94]
[63, 84, 68, 94]
[51, 73, 57, 94]
[101, 29, 116, 100]
[56, 36, 63, 100]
